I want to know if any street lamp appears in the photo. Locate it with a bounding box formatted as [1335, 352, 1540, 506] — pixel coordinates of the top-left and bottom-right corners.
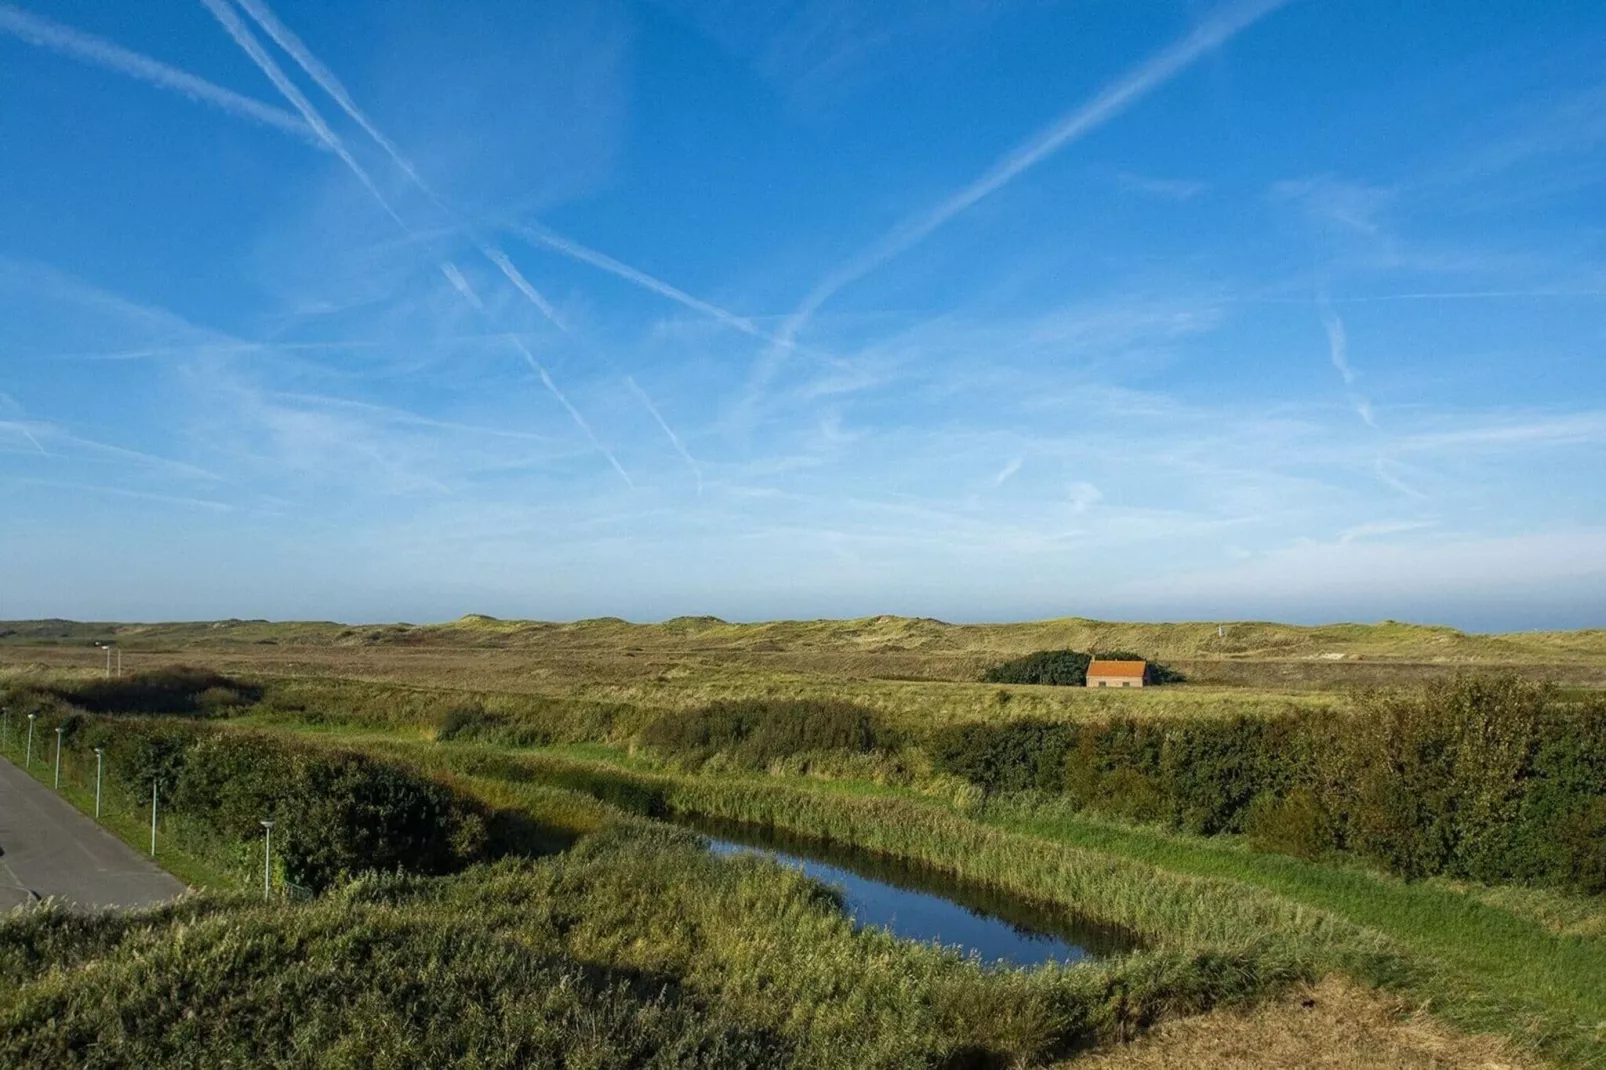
[150, 781, 158, 857]
[95, 642, 113, 679]
[25, 713, 36, 768]
[2, 706, 9, 753]
[94, 748, 104, 818]
[53, 726, 62, 788]
[260, 820, 275, 901]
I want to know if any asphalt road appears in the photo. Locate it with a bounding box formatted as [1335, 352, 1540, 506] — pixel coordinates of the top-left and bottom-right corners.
[0, 755, 186, 911]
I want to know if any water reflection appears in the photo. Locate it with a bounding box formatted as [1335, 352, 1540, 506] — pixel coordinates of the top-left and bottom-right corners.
[684, 814, 1137, 968]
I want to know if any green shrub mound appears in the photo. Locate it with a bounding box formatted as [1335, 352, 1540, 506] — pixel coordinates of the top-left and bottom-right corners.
[30, 716, 498, 892]
[640, 699, 892, 769]
[981, 649, 1093, 686]
[932, 676, 1606, 892]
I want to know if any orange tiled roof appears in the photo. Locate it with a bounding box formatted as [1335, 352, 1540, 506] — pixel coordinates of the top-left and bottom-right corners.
[1087, 659, 1145, 678]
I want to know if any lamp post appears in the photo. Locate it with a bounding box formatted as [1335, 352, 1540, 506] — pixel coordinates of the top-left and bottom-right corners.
[150, 781, 158, 857]
[2, 706, 9, 754]
[26, 713, 36, 768]
[95, 642, 112, 678]
[94, 748, 104, 818]
[260, 820, 275, 901]
[53, 726, 62, 788]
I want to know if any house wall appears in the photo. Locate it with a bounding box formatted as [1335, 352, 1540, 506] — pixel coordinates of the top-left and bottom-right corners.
[1086, 676, 1143, 688]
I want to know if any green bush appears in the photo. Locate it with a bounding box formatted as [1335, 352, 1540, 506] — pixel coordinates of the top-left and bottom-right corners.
[929, 720, 1074, 794]
[34, 716, 500, 893]
[641, 699, 890, 770]
[980, 649, 1091, 686]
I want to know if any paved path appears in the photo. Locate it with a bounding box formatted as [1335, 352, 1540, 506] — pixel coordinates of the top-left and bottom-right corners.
[0, 755, 185, 911]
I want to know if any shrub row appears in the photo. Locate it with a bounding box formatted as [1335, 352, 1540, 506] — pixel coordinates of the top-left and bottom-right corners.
[32, 715, 495, 892]
[931, 676, 1606, 892]
[639, 699, 894, 770]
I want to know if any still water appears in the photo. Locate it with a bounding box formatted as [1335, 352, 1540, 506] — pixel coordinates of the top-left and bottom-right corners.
[686, 815, 1136, 968]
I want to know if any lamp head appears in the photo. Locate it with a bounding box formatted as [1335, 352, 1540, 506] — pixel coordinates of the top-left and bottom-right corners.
[260, 819, 275, 830]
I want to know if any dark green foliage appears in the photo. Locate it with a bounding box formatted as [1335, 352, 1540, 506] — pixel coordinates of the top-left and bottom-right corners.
[932, 677, 1606, 892]
[641, 699, 890, 769]
[929, 721, 1074, 794]
[32, 716, 500, 892]
[1245, 788, 1333, 861]
[52, 666, 263, 716]
[980, 649, 1091, 686]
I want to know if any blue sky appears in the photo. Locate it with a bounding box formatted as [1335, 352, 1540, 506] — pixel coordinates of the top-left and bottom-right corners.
[2, 0, 1604, 628]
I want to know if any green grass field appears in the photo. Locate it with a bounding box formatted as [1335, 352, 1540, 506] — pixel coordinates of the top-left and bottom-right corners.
[2, 615, 1602, 1067]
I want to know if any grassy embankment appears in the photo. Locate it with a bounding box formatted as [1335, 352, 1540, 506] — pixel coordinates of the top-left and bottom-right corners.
[262, 727, 1601, 1066]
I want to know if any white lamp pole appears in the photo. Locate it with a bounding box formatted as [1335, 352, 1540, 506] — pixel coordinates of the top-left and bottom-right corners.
[150, 781, 158, 857]
[53, 726, 62, 788]
[96, 642, 112, 678]
[2, 706, 9, 753]
[94, 748, 104, 818]
[25, 713, 36, 767]
[260, 820, 275, 901]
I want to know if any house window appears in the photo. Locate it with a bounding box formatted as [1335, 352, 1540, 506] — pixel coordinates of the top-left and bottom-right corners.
[1098, 681, 1106, 687]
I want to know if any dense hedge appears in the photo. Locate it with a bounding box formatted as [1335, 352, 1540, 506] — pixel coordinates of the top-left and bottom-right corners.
[47, 716, 494, 892]
[640, 699, 892, 770]
[932, 676, 1606, 892]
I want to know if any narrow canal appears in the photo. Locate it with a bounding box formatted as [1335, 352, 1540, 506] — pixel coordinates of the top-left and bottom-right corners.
[685, 814, 1137, 967]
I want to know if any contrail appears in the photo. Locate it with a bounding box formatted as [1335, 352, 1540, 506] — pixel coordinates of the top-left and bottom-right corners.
[197, 0, 407, 229]
[754, 0, 1291, 397]
[439, 262, 483, 310]
[0, 3, 320, 146]
[1, 420, 50, 456]
[506, 337, 634, 488]
[516, 225, 766, 341]
[624, 375, 702, 494]
[227, 0, 567, 332]
[202, 0, 626, 479]
[482, 247, 565, 330]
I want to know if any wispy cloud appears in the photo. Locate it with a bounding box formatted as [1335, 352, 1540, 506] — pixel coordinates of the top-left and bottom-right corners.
[1114, 171, 1209, 200]
[991, 457, 1023, 487]
[753, 0, 1289, 400]
[0, 2, 320, 146]
[625, 375, 702, 493]
[1338, 518, 1435, 543]
[1316, 295, 1377, 428]
[1398, 412, 1606, 453]
[1273, 175, 1393, 236]
[1, 475, 231, 512]
[1, 418, 221, 481]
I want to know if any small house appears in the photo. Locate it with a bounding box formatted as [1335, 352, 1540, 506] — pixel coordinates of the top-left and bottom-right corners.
[1086, 659, 1145, 688]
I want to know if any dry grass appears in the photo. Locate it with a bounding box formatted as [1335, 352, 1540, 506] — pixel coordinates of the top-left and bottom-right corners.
[1076, 976, 1543, 1069]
